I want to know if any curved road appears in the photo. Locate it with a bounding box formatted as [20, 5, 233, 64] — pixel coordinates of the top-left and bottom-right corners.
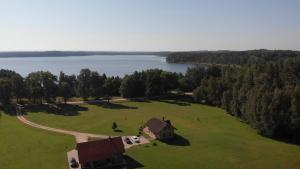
[17, 114, 109, 143]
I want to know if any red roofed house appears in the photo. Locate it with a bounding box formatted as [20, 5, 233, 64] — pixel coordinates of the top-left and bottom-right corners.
[76, 137, 126, 169]
[143, 117, 175, 140]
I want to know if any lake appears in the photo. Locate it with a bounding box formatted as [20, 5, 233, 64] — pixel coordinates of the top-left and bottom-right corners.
[0, 55, 192, 77]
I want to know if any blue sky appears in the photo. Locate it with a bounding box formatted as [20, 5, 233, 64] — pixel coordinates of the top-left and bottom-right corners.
[0, 0, 299, 51]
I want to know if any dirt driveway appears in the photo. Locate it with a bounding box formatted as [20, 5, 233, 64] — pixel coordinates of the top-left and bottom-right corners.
[17, 114, 108, 143]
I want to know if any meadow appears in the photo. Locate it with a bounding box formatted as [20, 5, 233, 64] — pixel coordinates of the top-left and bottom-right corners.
[1, 99, 300, 169]
[0, 113, 74, 169]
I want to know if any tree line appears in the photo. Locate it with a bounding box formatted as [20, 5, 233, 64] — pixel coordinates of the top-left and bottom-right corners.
[0, 68, 182, 105]
[192, 58, 300, 143]
[0, 69, 122, 104]
[166, 50, 300, 65]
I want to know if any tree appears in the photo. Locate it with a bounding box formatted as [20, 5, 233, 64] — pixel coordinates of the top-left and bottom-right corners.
[193, 85, 207, 103]
[41, 71, 58, 102]
[26, 72, 43, 103]
[206, 66, 221, 78]
[256, 89, 274, 137]
[26, 71, 57, 103]
[221, 90, 232, 112]
[103, 76, 122, 103]
[119, 76, 133, 98]
[267, 88, 291, 138]
[145, 69, 163, 97]
[11, 74, 27, 103]
[58, 72, 77, 103]
[90, 71, 106, 99]
[77, 69, 92, 100]
[119, 72, 145, 98]
[112, 122, 118, 131]
[0, 79, 12, 105]
[290, 85, 300, 141]
[230, 87, 241, 117]
[206, 77, 223, 106]
[183, 66, 205, 91]
[0, 70, 25, 103]
[160, 71, 179, 93]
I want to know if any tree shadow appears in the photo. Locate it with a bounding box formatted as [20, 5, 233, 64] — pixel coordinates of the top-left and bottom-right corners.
[129, 98, 152, 103]
[124, 155, 144, 169]
[114, 129, 123, 133]
[0, 105, 18, 116]
[160, 134, 191, 146]
[269, 132, 300, 146]
[151, 94, 195, 106]
[24, 104, 88, 116]
[90, 102, 138, 110]
[156, 99, 191, 106]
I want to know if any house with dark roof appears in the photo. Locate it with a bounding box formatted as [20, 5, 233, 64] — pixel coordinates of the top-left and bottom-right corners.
[76, 137, 126, 169]
[143, 117, 175, 140]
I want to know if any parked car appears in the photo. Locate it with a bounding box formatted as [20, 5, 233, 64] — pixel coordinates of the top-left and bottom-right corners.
[132, 136, 140, 143]
[126, 140, 133, 144]
[70, 158, 79, 168]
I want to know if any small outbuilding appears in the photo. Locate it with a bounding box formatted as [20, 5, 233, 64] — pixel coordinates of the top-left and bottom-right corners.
[76, 137, 126, 169]
[143, 117, 175, 140]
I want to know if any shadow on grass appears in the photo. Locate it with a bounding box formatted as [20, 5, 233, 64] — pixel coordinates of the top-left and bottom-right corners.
[124, 155, 144, 169]
[114, 129, 123, 133]
[160, 134, 190, 146]
[24, 104, 88, 116]
[129, 98, 152, 103]
[0, 105, 18, 116]
[157, 99, 191, 106]
[152, 94, 194, 107]
[90, 102, 138, 110]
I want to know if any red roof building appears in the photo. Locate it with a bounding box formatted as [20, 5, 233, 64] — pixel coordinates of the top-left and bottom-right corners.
[76, 137, 125, 168]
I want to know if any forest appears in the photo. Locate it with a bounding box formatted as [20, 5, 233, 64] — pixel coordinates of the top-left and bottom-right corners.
[0, 50, 300, 143]
[166, 50, 300, 65]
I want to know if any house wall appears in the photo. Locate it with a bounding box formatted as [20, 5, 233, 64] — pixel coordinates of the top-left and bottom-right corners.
[143, 127, 157, 139]
[144, 126, 174, 140]
[83, 154, 126, 169]
[158, 126, 174, 140]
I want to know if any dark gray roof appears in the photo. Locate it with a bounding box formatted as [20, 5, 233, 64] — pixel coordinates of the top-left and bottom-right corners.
[145, 118, 169, 134]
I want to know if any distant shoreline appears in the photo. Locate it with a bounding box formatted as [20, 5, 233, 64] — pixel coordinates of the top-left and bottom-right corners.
[1, 49, 299, 59]
[0, 51, 170, 58]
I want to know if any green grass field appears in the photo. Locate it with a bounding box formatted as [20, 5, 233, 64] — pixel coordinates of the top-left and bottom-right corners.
[0, 113, 74, 169]
[1, 100, 300, 169]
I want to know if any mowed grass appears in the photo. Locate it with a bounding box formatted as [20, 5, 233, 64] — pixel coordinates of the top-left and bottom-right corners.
[2, 100, 300, 169]
[0, 113, 74, 169]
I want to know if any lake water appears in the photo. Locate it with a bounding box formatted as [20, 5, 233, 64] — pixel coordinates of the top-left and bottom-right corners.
[0, 55, 192, 77]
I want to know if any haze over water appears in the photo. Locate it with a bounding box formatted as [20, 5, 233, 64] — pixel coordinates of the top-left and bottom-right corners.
[0, 55, 191, 77]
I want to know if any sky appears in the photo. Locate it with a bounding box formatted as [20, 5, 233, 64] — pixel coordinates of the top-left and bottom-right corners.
[0, 0, 299, 51]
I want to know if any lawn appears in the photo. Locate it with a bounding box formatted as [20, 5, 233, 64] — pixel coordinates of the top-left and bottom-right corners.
[0, 113, 74, 169]
[2, 100, 300, 169]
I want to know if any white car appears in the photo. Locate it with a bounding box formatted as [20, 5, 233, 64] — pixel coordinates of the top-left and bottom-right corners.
[131, 136, 140, 143]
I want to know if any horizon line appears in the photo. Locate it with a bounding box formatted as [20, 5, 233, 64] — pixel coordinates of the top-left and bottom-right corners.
[0, 48, 299, 53]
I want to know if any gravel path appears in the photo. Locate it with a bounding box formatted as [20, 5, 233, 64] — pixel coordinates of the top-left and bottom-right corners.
[17, 114, 108, 143]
